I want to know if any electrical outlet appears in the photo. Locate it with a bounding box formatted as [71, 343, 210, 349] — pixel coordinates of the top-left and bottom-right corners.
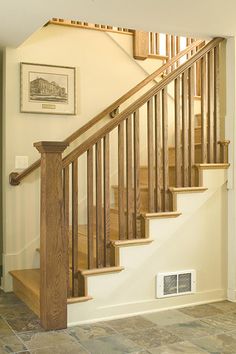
[15, 156, 29, 169]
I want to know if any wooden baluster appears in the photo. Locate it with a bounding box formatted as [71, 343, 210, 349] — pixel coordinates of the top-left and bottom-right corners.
[103, 134, 110, 266]
[63, 166, 70, 296]
[147, 98, 155, 212]
[175, 77, 181, 187]
[134, 110, 141, 237]
[126, 117, 133, 239]
[182, 71, 189, 186]
[118, 122, 125, 239]
[87, 148, 94, 269]
[201, 55, 207, 163]
[176, 36, 180, 67]
[34, 141, 68, 330]
[96, 140, 103, 267]
[166, 34, 171, 73]
[208, 49, 214, 163]
[196, 42, 205, 96]
[214, 45, 220, 162]
[72, 159, 79, 294]
[186, 38, 191, 59]
[188, 66, 195, 186]
[155, 92, 162, 211]
[155, 33, 160, 55]
[162, 88, 169, 211]
[171, 35, 176, 70]
[151, 32, 155, 54]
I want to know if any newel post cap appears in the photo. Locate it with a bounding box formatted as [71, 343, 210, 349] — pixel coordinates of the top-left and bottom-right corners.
[34, 141, 69, 154]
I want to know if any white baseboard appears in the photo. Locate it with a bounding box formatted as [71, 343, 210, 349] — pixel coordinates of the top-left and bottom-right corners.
[227, 288, 236, 301]
[68, 288, 226, 326]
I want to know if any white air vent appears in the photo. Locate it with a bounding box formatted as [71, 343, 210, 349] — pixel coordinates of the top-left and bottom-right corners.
[156, 270, 196, 298]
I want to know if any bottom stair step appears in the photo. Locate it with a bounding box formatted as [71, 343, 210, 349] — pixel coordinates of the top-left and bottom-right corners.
[9, 269, 92, 316]
[9, 269, 40, 316]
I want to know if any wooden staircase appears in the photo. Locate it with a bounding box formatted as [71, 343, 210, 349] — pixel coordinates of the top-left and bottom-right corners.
[9, 36, 229, 330]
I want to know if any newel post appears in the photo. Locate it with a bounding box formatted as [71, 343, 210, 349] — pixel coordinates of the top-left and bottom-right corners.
[34, 141, 69, 330]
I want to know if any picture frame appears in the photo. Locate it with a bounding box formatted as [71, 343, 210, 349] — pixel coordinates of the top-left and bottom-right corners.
[20, 62, 76, 115]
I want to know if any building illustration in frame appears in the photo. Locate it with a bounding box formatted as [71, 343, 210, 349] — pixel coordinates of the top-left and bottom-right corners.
[29, 73, 68, 103]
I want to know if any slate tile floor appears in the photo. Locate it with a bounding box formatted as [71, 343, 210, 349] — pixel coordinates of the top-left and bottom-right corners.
[1, 290, 236, 353]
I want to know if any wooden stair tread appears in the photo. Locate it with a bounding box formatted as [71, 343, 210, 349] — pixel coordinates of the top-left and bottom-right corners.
[169, 186, 208, 193]
[10, 269, 93, 306]
[10, 269, 40, 297]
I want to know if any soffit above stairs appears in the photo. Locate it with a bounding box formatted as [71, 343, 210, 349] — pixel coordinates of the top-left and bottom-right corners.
[0, 0, 233, 48]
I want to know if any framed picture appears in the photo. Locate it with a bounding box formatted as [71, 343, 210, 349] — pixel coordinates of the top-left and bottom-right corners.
[20, 62, 76, 115]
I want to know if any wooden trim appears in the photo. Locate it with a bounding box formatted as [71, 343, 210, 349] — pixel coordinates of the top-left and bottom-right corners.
[133, 30, 149, 60]
[103, 134, 110, 266]
[147, 98, 155, 212]
[162, 87, 169, 211]
[201, 55, 207, 163]
[67, 296, 93, 304]
[87, 148, 94, 269]
[126, 117, 133, 239]
[218, 140, 230, 163]
[169, 187, 208, 193]
[148, 54, 169, 60]
[96, 140, 103, 267]
[155, 92, 162, 211]
[111, 239, 153, 247]
[34, 141, 68, 330]
[79, 266, 124, 276]
[118, 122, 125, 240]
[133, 110, 141, 238]
[182, 71, 189, 187]
[72, 159, 79, 294]
[142, 211, 181, 218]
[49, 19, 133, 35]
[195, 163, 230, 169]
[174, 77, 181, 187]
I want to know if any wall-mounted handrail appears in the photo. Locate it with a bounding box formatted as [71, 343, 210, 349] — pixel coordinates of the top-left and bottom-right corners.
[62, 38, 223, 167]
[10, 39, 204, 186]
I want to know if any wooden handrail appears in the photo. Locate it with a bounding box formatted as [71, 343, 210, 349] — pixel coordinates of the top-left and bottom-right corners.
[10, 39, 203, 186]
[62, 38, 224, 167]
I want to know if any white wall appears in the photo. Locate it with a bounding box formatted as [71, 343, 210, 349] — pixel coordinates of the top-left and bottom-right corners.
[2, 24, 164, 290]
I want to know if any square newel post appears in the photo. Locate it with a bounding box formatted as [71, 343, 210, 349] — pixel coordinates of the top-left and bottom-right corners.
[34, 141, 69, 330]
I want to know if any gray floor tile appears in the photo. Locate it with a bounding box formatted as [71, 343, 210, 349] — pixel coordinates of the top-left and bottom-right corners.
[191, 333, 236, 353]
[0, 334, 27, 353]
[67, 322, 117, 341]
[0, 304, 35, 321]
[165, 320, 222, 340]
[178, 303, 224, 318]
[18, 330, 79, 350]
[23, 342, 89, 353]
[210, 300, 236, 313]
[142, 309, 195, 326]
[200, 313, 236, 332]
[6, 315, 43, 333]
[148, 340, 209, 353]
[107, 316, 155, 334]
[124, 326, 181, 349]
[80, 334, 142, 354]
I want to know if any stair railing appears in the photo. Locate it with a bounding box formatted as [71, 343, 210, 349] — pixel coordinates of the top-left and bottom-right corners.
[33, 37, 227, 330]
[10, 39, 203, 186]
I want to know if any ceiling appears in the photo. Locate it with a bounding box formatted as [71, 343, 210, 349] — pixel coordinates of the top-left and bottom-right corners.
[0, 0, 234, 48]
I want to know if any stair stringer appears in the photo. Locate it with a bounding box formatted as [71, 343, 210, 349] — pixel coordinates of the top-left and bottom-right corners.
[68, 166, 228, 326]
